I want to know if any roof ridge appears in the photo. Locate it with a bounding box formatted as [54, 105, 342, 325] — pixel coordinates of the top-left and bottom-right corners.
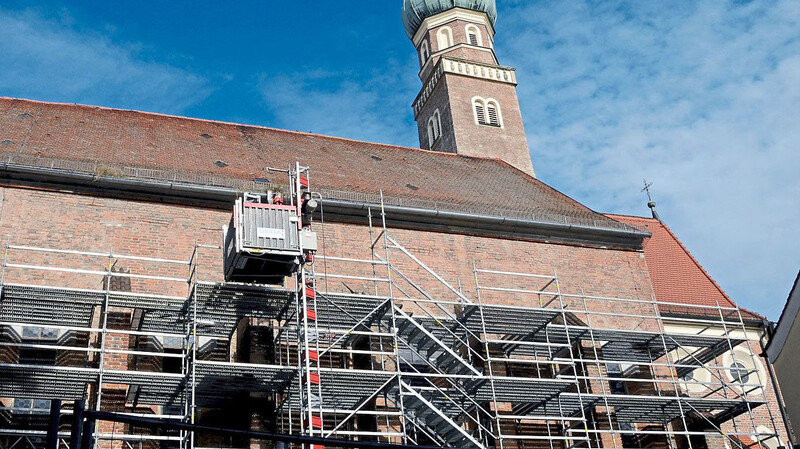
[605, 212, 654, 221]
[0, 96, 519, 167]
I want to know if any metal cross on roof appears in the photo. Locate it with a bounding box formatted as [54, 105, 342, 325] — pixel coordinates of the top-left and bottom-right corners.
[642, 179, 654, 202]
[642, 179, 661, 222]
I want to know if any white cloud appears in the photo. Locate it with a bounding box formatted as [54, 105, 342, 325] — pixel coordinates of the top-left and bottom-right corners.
[0, 8, 211, 114]
[501, 0, 800, 318]
[259, 62, 419, 147]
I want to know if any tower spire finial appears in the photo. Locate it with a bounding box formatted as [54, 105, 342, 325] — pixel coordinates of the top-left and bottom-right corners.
[642, 179, 661, 222]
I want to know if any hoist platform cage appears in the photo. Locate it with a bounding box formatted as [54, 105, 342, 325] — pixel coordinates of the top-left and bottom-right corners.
[223, 196, 302, 284]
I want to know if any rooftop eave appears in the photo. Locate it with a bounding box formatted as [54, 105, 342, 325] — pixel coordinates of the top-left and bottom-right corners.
[0, 160, 649, 250]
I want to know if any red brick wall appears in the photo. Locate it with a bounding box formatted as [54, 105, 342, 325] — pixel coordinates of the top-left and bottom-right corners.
[415, 67, 533, 174]
[422, 19, 495, 57]
[0, 185, 787, 447]
[412, 14, 534, 175]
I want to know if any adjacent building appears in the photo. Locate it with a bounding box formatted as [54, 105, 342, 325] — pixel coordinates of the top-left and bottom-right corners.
[767, 271, 800, 443]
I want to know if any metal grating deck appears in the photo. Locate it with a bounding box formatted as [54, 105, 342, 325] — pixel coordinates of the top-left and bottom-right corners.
[0, 363, 96, 400]
[0, 284, 103, 327]
[192, 282, 292, 337]
[193, 361, 295, 406]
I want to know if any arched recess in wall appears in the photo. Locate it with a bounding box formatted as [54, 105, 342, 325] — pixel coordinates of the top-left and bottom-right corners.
[465, 24, 482, 46]
[419, 40, 430, 65]
[436, 26, 454, 51]
[427, 109, 442, 146]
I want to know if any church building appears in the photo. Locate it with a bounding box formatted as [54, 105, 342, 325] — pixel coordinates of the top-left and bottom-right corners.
[0, 1, 790, 449]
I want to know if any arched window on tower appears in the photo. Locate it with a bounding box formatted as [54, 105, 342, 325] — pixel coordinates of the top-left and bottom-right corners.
[436, 27, 454, 51]
[427, 109, 442, 147]
[465, 25, 482, 46]
[419, 40, 430, 65]
[472, 97, 503, 127]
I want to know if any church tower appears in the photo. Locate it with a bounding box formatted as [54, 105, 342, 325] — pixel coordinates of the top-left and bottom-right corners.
[402, 0, 535, 176]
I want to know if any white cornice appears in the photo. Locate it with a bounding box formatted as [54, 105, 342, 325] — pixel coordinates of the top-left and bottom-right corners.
[412, 8, 496, 47]
[412, 57, 517, 118]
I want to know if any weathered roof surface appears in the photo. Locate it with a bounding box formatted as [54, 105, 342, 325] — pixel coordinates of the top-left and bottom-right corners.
[0, 97, 632, 233]
[609, 214, 762, 321]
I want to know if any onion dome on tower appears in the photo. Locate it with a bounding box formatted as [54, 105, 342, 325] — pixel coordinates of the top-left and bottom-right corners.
[401, 0, 497, 38]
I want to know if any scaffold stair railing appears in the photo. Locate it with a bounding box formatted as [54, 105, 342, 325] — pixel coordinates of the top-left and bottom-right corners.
[398, 381, 483, 449]
[392, 306, 480, 377]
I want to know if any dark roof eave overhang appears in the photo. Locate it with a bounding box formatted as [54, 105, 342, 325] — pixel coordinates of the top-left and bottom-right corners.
[0, 162, 649, 249]
[322, 198, 648, 249]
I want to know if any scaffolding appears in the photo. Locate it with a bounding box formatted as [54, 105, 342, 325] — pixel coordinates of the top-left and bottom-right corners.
[0, 180, 785, 449]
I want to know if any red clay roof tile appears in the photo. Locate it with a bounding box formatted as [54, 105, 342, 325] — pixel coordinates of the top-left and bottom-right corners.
[608, 214, 762, 320]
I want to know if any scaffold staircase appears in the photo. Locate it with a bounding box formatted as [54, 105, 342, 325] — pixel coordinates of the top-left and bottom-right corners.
[398, 381, 484, 448]
[393, 306, 480, 377]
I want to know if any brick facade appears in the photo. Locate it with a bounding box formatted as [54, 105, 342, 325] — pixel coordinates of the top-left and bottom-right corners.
[0, 183, 787, 448]
[412, 13, 535, 175]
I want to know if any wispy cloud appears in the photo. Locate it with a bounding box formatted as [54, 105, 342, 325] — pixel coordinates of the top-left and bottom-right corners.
[501, 0, 800, 318]
[259, 61, 419, 147]
[255, 1, 799, 317]
[0, 7, 211, 114]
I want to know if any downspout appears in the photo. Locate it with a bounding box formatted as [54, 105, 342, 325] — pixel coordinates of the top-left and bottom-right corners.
[759, 319, 796, 447]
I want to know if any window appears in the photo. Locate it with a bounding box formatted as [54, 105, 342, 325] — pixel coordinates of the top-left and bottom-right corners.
[163, 336, 183, 349]
[419, 40, 430, 65]
[13, 398, 51, 415]
[607, 363, 627, 394]
[487, 103, 499, 125]
[472, 97, 503, 127]
[729, 361, 750, 384]
[465, 25, 482, 46]
[436, 27, 453, 51]
[22, 326, 58, 340]
[427, 109, 442, 147]
[475, 103, 486, 124]
[20, 326, 58, 365]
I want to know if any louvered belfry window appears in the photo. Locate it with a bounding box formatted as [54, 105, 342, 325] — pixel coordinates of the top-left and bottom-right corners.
[487, 104, 499, 126]
[475, 104, 486, 124]
[468, 32, 479, 46]
[474, 98, 501, 127]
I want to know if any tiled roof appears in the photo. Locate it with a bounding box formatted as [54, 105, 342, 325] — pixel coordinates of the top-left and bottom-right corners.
[608, 214, 762, 321]
[0, 97, 631, 232]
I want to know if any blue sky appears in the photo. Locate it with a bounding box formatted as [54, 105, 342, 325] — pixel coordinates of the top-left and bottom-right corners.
[1, 1, 798, 318]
